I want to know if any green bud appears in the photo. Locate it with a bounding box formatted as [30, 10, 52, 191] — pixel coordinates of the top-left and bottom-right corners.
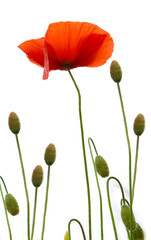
[8, 112, 20, 134]
[95, 155, 109, 178]
[121, 205, 136, 230]
[5, 194, 19, 216]
[64, 231, 69, 240]
[32, 165, 43, 187]
[110, 60, 122, 83]
[133, 114, 145, 136]
[44, 143, 56, 166]
[132, 223, 144, 240]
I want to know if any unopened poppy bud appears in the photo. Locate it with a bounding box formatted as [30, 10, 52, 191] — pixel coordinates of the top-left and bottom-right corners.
[110, 60, 122, 83]
[64, 231, 69, 240]
[44, 143, 56, 166]
[5, 194, 19, 216]
[121, 205, 136, 230]
[133, 114, 145, 136]
[95, 155, 109, 178]
[8, 112, 20, 134]
[32, 165, 43, 187]
[132, 223, 144, 240]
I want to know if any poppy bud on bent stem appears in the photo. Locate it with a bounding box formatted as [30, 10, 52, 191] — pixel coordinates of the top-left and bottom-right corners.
[44, 143, 56, 166]
[8, 112, 20, 134]
[95, 155, 109, 178]
[64, 231, 69, 240]
[32, 165, 44, 187]
[133, 114, 145, 136]
[5, 194, 19, 216]
[110, 60, 122, 83]
[121, 205, 136, 230]
[132, 223, 144, 240]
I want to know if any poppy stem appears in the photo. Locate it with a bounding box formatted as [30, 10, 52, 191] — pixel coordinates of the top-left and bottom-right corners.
[66, 65, 92, 240]
[68, 219, 87, 240]
[0, 184, 12, 240]
[132, 136, 140, 203]
[31, 187, 38, 240]
[41, 165, 51, 240]
[0, 176, 8, 194]
[88, 138, 104, 240]
[116, 83, 133, 240]
[15, 134, 30, 240]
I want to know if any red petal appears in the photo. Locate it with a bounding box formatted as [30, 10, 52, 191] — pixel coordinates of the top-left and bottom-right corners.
[45, 22, 113, 68]
[18, 38, 44, 67]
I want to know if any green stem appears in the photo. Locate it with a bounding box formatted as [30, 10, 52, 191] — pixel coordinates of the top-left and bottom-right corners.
[132, 136, 139, 203]
[68, 219, 86, 240]
[117, 83, 132, 240]
[15, 134, 30, 240]
[0, 176, 8, 194]
[0, 184, 12, 240]
[88, 137, 103, 240]
[66, 66, 92, 240]
[31, 188, 38, 240]
[107, 176, 126, 240]
[41, 165, 50, 240]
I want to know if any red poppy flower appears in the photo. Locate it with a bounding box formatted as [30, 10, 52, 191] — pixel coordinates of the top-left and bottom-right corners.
[18, 21, 114, 79]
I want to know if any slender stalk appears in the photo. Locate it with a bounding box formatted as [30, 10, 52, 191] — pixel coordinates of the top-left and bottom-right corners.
[107, 176, 126, 240]
[0, 176, 8, 194]
[31, 188, 38, 240]
[132, 136, 139, 203]
[41, 166, 50, 240]
[15, 134, 30, 240]
[68, 219, 86, 240]
[88, 138, 103, 240]
[0, 184, 12, 240]
[66, 65, 92, 240]
[116, 83, 133, 240]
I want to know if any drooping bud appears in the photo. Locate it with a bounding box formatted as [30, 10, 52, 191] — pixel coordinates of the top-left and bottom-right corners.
[64, 231, 69, 240]
[95, 155, 109, 178]
[5, 194, 19, 216]
[110, 60, 122, 83]
[121, 205, 136, 230]
[132, 223, 144, 240]
[32, 165, 44, 187]
[133, 114, 145, 136]
[8, 112, 20, 134]
[44, 143, 56, 166]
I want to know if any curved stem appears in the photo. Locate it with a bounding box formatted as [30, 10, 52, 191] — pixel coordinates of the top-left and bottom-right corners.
[68, 219, 86, 240]
[88, 137, 103, 240]
[31, 188, 38, 240]
[41, 166, 50, 240]
[0, 184, 12, 240]
[15, 134, 30, 240]
[117, 83, 133, 240]
[88, 138, 98, 155]
[66, 66, 92, 240]
[132, 136, 139, 203]
[0, 176, 8, 194]
[107, 176, 126, 240]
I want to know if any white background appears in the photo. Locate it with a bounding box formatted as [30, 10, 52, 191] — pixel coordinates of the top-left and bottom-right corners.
[0, 0, 151, 239]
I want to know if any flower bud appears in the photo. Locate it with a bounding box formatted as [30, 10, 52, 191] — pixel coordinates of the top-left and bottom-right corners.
[64, 231, 69, 240]
[133, 114, 145, 136]
[132, 223, 144, 240]
[8, 112, 20, 134]
[121, 205, 136, 230]
[5, 194, 19, 216]
[32, 165, 43, 187]
[44, 143, 56, 166]
[95, 155, 109, 178]
[110, 60, 122, 83]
